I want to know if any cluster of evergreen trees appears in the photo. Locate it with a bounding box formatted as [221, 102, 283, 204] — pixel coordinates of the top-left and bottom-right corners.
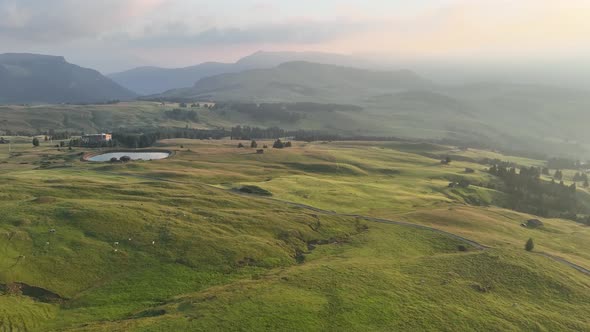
[111, 128, 227, 148]
[48, 131, 76, 140]
[272, 139, 292, 149]
[573, 172, 589, 187]
[488, 164, 581, 219]
[230, 126, 289, 140]
[71, 128, 227, 148]
[544, 169, 588, 187]
[238, 139, 291, 149]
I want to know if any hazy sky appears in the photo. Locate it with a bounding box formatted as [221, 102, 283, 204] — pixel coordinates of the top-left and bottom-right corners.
[1, 0, 589, 73]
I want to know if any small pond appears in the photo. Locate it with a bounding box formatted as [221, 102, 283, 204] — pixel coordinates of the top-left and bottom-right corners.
[88, 152, 170, 162]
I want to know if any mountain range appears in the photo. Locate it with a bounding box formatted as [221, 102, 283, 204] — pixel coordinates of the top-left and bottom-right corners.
[108, 51, 374, 95]
[146, 61, 432, 103]
[146, 61, 590, 157]
[0, 53, 136, 104]
[2, 51, 590, 157]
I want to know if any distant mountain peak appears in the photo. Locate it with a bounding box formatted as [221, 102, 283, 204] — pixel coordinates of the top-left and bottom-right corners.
[0, 53, 66, 64]
[0, 53, 136, 104]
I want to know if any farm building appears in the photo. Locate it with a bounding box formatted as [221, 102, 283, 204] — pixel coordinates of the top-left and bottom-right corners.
[81, 133, 112, 145]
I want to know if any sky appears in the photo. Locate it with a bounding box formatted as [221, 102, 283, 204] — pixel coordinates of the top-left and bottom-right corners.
[1, 0, 589, 74]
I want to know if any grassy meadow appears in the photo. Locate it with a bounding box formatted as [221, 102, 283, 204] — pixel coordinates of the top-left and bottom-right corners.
[0, 138, 589, 331]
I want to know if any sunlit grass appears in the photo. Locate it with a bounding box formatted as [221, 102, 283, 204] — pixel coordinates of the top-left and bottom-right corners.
[1, 138, 590, 331]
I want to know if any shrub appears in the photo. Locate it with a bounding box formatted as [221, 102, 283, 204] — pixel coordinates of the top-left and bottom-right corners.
[273, 139, 284, 149]
[295, 252, 306, 264]
[237, 185, 272, 196]
[458, 179, 471, 188]
[525, 238, 535, 251]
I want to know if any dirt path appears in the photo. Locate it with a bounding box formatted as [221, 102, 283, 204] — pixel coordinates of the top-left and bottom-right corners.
[537, 252, 590, 275]
[257, 196, 490, 250]
[96, 170, 589, 276]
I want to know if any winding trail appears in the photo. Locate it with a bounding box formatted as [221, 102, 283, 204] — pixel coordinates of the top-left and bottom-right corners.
[536, 252, 590, 275]
[258, 195, 590, 275]
[98, 170, 589, 276]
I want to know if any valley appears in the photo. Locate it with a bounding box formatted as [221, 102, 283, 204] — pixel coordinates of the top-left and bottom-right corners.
[1, 137, 589, 331]
[2, 2, 589, 331]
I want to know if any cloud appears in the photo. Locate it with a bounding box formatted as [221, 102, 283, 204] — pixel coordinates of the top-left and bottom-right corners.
[319, 0, 590, 60]
[122, 20, 366, 47]
[0, 0, 361, 48]
[1, 0, 589, 72]
[0, 0, 164, 42]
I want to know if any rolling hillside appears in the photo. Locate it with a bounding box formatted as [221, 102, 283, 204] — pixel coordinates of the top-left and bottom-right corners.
[1, 138, 590, 331]
[0, 53, 136, 104]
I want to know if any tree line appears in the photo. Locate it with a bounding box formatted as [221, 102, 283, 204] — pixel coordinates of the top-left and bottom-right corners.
[110, 128, 227, 148]
[70, 128, 227, 149]
[230, 126, 290, 140]
[487, 164, 585, 221]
